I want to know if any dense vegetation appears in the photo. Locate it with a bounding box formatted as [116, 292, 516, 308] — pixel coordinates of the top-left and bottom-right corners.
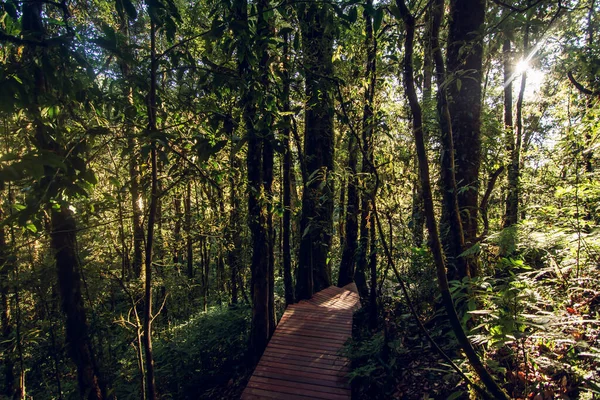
[0, 0, 599, 398]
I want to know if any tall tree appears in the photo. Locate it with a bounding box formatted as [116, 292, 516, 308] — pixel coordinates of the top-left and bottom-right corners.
[354, 0, 378, 301]
[396, 2, 510, 397]
[296, 2, 335, 300]
[143, 16, 159, 400]
[21, 2, 104, 398]
[0, 198, 16, 398]
[281, 30, 295, 305]
[338, 128, 359, 287]
[235, 0, 272, 359]
[504, 18, 529, 229]
[432, 0, 467, 281]
[445, 0, 486, 278]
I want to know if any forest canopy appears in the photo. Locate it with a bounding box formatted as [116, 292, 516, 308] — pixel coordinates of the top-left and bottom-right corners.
[0, 0, 599, 398]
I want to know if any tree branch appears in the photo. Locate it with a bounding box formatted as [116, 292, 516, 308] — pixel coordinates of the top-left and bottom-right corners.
[568, 70, 600, 96]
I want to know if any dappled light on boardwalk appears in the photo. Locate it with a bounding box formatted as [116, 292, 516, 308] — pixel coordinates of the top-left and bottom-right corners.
[241, 284, 360, 399]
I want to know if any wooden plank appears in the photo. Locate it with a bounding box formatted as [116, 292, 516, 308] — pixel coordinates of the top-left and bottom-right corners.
[272, 323, 350, 338]
[267, 342, 342, 356]
[277, 320, 351, 333]
[241, 285, 359, 400]
[274, 326, 350, 340]
[242, 387, 317, 400]
[258, 359, 348, 377]
[248, 376, 350, 397]
[252, 367, 349, 389]
[260, 353, 350, 371]
[269, 332, 347, 346]
[263, 343, 347, 358]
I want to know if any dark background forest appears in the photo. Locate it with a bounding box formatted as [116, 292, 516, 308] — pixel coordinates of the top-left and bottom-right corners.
[0, 0, 599, 398]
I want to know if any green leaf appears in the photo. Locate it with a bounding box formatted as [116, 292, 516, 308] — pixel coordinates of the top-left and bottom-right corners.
[25, 223, 37, 234]
[373, 7, 384, 33]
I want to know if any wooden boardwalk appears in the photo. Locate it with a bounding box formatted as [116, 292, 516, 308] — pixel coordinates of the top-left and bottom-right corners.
[241, 283, 360, 400]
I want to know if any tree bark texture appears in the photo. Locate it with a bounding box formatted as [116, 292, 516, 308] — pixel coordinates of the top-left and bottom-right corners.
[282, 32, 295, 305]
[432, 0, 467, 280]
[355, 0, 377, 302]
[52, 207, 104, 400]
[396, 2, 509, 397]
[22, 2, 104, 398]
[505, 22, 529, 229]
[338, 130, 359, 287]
[235, 0, 271, 360]
[446, 0, 486, 277]
[296, 2, 335, 300]
[0, 203, 17, 398]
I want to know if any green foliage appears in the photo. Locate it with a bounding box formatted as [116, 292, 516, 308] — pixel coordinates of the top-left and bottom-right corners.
[154, 306, 251, 399]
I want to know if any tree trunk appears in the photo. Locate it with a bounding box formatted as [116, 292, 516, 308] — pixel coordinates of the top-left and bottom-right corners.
[235, 0, 270, 360]
[355, 0, 377, 302]
[396, 2, 509, 398]
[143, 19, 159, 400]
[446, 0, 486, 277]
[296, 2, 335, 300]
[52, 207, 104, 400]
[481, 166, 505, 237]
[202, 238, 209, 312]
[368, 212, 378, 329]
[338, 130, 359, 287]
[505, 22, 529, 229]
[263, 113, 276, 336]
[22, 2, 104, 398]
[185, 181, 193, 279]
[129, 136, 145, 279]
[0, 202, 17, 398]
[281, 32, 295, 305]
[226, 116, 241, 305]
[431, 0, 467, 281]
[172, 195, 182, 264]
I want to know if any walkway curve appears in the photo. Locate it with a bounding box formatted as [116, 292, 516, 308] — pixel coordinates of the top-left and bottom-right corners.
[241, 283, 360, 400]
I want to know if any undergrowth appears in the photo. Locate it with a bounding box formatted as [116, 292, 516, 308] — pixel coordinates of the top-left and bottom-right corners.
[346, 224, 600, 399]
[112, 305, 252, 400]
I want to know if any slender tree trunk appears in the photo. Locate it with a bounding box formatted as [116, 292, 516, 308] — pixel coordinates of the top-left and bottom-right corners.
[281, 32, 295, 305]
[481, 166, 505, 237]
[227, 116, 241, 305]
[446, 0, 486, 277]
[431, 0, 467, 281]
[263, 111, 276, 336]
[410, 3, 432, 249]
[368, 214, 378, 328]
[0, 203, 16, 398]
[185, 181, 193, 279]
[117, 17, 143, 281]
[129, 136, 145, 279]
[396, 3, 509, 398]
[202, 238, 209, 312]
[235, 0, 270, 360]
[52, 207, 104, 400]
[173, 195, 182, 264]
[338, 130, 359, 287]
[585, 0, 595, 175]
[296, 2, 335, 300]
[505, 22, 529, 228]
[410, 178, 424, 247]
[143, 19, 159, 400]
[22, 2, 104, 398]
[355, 0, 377, 301]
